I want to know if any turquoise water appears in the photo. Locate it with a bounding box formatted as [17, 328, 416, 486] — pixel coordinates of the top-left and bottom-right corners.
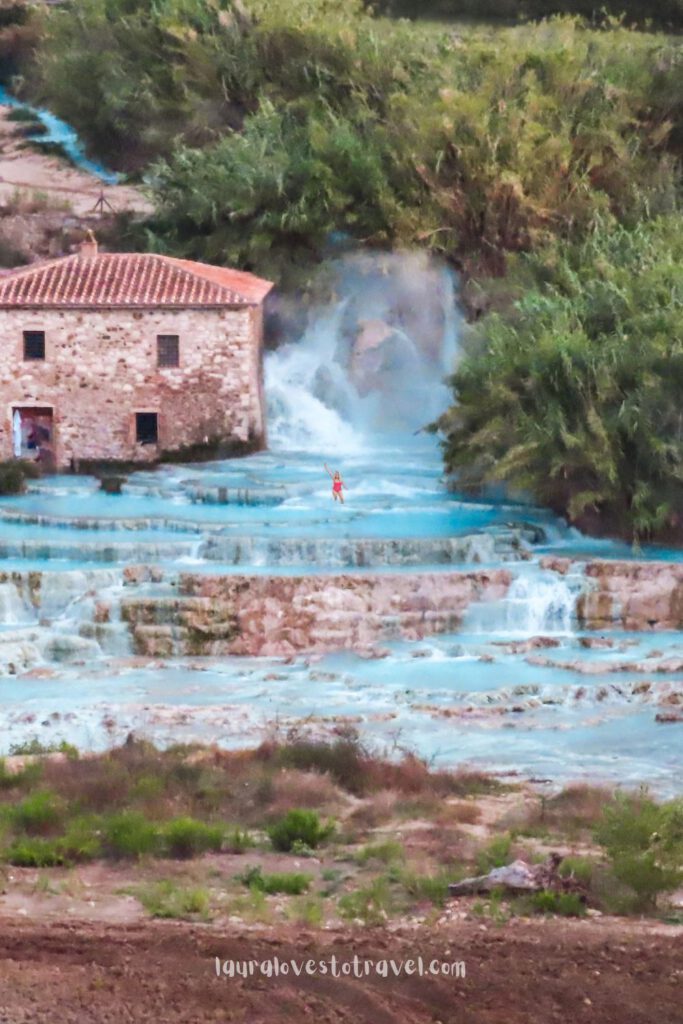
[0, 241, 680, 791]
[0, 629, 681, 793]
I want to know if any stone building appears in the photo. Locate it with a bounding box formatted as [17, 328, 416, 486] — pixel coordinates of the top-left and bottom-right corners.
[0, 237, 273, 469]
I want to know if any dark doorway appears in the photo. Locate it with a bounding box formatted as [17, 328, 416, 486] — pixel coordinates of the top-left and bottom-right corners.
[136, 412, 159, 445]
[12, 406, 54, 468]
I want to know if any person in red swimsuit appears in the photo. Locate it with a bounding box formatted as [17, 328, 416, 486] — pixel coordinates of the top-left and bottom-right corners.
[324, 463, 346, 504]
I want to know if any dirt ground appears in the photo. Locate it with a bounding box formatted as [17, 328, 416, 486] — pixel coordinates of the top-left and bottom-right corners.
[0, 106, 151, 217]
[0, 916, 680, 1024]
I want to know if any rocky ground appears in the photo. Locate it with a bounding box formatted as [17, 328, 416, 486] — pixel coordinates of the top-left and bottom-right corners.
[0, 915, 681, 1023]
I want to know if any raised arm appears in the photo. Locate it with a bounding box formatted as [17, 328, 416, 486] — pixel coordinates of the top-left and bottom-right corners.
[324, 463, 334, 479]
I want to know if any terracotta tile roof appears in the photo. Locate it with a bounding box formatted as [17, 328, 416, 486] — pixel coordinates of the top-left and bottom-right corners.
[0, 252, 274, 308]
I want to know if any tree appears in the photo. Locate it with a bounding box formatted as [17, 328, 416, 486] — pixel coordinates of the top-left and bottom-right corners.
[435, 215, 683, 540]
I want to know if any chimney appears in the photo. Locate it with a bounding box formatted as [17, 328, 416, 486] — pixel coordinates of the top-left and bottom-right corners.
[79, 230, 98, 259]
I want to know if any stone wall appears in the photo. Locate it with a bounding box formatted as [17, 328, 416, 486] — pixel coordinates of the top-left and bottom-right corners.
[121, 569, 513, 656]
[0, 305, 264, 467]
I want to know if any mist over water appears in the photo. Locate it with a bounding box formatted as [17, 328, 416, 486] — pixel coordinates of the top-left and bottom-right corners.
[265, 252, 460, 453]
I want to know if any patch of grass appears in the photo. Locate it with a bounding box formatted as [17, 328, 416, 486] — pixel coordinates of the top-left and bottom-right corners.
[162, 817, 224, 859]
[319, 867, 345, 896]
[238, 865, 312, 895]
[475, 833, 513, 873]
[288, 895, 324, 927]
[355, 839, 405, 866]
[337, 876, 395, 926]
[516, 890, 586, 917]
[223, 827, 255, 853]
[471, 889, 511, 925]
[32, 873, 58, 896]
[267, 809, 334, 853]
[400, 866, 459, 908]
[134, 880, 211, 920]
[226, 887, 271, 923]
[445, 771, 513, 798]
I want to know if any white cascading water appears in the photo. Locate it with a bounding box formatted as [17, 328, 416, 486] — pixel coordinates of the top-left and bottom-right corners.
[0, 581, 30, 625]
[265, 251, 461, 451]
[265, 250, 585, 634]
[463, 568, 584, 636]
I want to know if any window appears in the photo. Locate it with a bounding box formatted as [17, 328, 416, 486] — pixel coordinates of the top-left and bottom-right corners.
[157, 334, 179, 367]
[23, 331, 45, 361]
[136, 412, 158, 445]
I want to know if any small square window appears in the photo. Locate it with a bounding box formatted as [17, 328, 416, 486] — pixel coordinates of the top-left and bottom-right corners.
[23, 331, 45, 361]
[157, 334, 179, 367]
[136, 412, 158, 445]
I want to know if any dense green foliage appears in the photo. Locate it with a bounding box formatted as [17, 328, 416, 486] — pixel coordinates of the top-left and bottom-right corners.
[267, 809, 335, 851]
[372, 0, 683, 31]
[22, 4, 682, 276]
[11, 0, 683, 538]
[437, 216, 683, 538]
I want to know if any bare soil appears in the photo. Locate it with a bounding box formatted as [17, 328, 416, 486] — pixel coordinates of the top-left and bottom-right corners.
[0, 106, 151, 217]
[0, 916, 681, 1023]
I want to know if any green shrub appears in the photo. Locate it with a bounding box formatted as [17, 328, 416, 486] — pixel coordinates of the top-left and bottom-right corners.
[238, 865, 312, 895]
[338, 876, 395, 925]
[134, 880, 211, 920]
[5, 817, 102, 866]
[0, 460, 40, 496]
[355, 840, 405, 865]
[8, 791, 64, 835]
[559, 856, 597, 886]
[523, 890, 586, 917]
[267, 809, 334, 852]
[57, 817, 101, 863]
[437, 217, 683, 541]
[162, 817, 224, 859]
[8, 738, 79, 759]
[101, 812, 159, 859]
[288, 895, 324, 926]
[594, 793, 683, 910]
[400, 867, 456, 907]
[4, 836, 65, 867]
[475, 834, 512, 873]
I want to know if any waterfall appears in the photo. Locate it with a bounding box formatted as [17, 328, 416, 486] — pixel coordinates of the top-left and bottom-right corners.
[464, 566, 585, 635]
[0, 581, 32, 625]
[265, 251, 461, 452]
